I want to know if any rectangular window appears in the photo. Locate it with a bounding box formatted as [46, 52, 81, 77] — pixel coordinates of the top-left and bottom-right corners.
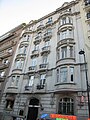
[48, 17, 52, 23]
[60, 30, 67, 40]
[15, 60, 20, 69]
[57, 69, 59, 83]
[40, 74, 46, 85]
[45, 41, 50, 47]
[60, 67, 67, 82]
[57, 50, 60, 60]
[28, 76, 34, 86]
[62, 17, 66, 25]
[43, 55, 48, 64]
[68, 29, 73, 38]
[15, 59, 24, 69]
[32, 58, 37, 66]
[70, 67, 74, 82]
[61, 47, 67, 59]
[70, 46, 73, 57]
[34, 44, 39, 50]
[20, 60, 24, 68]
[19, 46, 24, 54]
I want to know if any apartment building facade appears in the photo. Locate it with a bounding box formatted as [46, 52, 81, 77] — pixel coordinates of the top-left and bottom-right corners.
[0, 0, 90, 120]
[0, 23, 26, 117]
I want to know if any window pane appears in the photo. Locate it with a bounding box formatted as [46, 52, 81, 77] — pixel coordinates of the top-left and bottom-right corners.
[61, 47, 67, 58]
[40, 74, 46, 85]
[29, 76, 34, 86]
[70, 67, 74, 82]
[57, 69, 59, 82]
[70, 46, 73, 57]
[60, 67, 67, 82]
[43, 56, 48, 64]
[16, 76, 20, 86]
[58, 98, 74, 115]
[32, 58, 37, 66]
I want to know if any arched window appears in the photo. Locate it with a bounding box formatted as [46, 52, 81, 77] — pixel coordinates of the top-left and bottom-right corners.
[58, 97, 74, 115]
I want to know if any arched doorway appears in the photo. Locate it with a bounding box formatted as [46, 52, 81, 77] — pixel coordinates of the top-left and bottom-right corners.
[27, 97, 39, 120]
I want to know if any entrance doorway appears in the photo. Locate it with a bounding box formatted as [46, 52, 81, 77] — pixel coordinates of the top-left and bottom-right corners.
[27, 97, 39, 120]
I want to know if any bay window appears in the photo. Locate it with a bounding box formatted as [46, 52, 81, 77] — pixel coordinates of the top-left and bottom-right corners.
[11, 75, 20, 86]
[60, 29, 73, 40]
[60, 17, 72, 26]
[18, 46, 27, 54]
[14, 59, 24, 69]
[56, 66, 74, 83]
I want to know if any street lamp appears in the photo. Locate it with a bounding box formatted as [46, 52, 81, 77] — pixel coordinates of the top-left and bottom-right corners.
[79, 50, 90, 118]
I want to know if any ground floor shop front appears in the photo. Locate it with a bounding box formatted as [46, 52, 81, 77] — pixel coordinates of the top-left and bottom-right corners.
[0, 91, 89, 120]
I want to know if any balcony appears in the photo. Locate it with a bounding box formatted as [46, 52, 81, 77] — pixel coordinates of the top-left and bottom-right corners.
[24, 85, 33, 93]
[28, 66, 37, 73]
[12, 67, 22, 74]
[41, 46, 50, 55]
[57, 39, 75, 47]
[35, 83, 47, 93]
[37, 24, 44, 31]
[46, 21, 53, 27]
[20, 41, 29, 45]
[16, 53, 26, 58]
[0, 63, 9, 70]
[6, 86, 18, 93]
[39, 63, 48, 71]
[37, 84, 44, 90]
[43, 32, 52, 41]
[31, 50, 39, 58]
[0, 51, 13, 59]
[54, 82, 77, 92]
[58, 23, 73, 32]
[59, 10, 72, 17]
[34, 36, 42, 44]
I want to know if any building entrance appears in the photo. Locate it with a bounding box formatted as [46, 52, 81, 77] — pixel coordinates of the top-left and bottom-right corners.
[27, 97, 39, 120]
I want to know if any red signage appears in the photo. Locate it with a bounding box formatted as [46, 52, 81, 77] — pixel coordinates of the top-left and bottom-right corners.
[50, 114, 77, 120]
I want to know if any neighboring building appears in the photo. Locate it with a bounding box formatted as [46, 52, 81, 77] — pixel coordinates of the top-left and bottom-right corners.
[0, 23, 26, 118]
[0, 0, 90, 120]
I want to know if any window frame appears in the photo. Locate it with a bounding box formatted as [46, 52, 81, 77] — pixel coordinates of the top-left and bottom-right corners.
[58, 97, 74, 115]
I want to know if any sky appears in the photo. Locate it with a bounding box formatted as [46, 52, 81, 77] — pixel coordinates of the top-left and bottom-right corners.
[0, 0, 72, 36]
